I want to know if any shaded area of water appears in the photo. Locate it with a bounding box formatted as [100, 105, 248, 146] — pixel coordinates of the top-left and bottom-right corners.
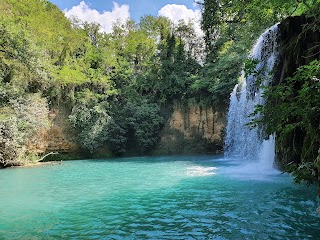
[0, 156, 319, 239]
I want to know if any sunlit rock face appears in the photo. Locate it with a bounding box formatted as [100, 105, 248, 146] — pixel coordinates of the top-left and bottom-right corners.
[169, 103, 225, 143]
[154, 102, 226, 155]
[28, 109, 79, 154]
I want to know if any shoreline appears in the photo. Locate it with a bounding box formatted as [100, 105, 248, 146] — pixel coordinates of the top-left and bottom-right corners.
[14, 161, 63, 169]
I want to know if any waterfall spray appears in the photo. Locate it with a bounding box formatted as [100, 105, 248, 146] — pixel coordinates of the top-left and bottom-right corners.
[224, 24, 279, 168]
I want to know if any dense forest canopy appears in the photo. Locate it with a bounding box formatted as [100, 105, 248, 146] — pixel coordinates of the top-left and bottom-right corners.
[0, 0, 319, 186]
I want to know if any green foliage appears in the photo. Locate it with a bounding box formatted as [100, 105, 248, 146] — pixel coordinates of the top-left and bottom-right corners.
[11, 94, 50, 135]
[200, 0, 318, 50]
[0, 117, 22, 166]
[69, 97, 164, 155]
[128, 103, 164, 153]
[137, 25, 202, 105]
[197, 0, 320, 108]
[106, 102, 164, 155]
[190, 40, 247, 106]
[1, 1, 173, 161]
[69, 90, 110, 153]
[0, 21, 44, 94]
[0, 94, 50, 166]
[1, 0, 318, 167]
[250, 60, 320, 184]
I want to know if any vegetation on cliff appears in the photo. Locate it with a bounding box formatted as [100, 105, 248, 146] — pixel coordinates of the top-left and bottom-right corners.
[249, 6, 320, 186]
[0, 0, 213, 165]
[261, 60, 319, 185]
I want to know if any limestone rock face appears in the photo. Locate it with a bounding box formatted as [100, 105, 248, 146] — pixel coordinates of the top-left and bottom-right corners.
[46, 109, 78, 152]
[45, 126, 78, 153]
[27, 104, 226, 157]
[155, 102, 226, 155]
[169, 104, 225, 143]
[27, 109, 78, 154]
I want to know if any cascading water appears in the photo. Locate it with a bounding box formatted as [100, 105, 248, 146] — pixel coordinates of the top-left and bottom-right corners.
[225, 24, 279, 170]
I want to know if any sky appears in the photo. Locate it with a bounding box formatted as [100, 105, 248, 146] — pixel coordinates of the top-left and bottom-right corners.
[49, 0, 202, 33]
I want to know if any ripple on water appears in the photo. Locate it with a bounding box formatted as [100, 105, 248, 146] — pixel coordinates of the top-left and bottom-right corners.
[0, 156, 319, 239]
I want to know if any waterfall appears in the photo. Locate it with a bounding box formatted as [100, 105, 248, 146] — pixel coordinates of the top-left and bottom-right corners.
[224, 24, 279, 168]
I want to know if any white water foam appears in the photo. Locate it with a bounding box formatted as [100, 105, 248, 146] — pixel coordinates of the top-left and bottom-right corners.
[186, 166, 218, 177]
[224, 24, 280, 173]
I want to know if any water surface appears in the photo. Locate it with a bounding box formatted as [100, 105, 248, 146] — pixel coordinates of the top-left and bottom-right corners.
[0, 155, 319, 239]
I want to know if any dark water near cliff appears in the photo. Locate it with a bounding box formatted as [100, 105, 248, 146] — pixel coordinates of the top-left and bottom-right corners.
[0, 155, 319, 239]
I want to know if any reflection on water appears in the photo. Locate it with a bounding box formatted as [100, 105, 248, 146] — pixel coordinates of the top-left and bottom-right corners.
[0, 156, 319, 239]
[186, 166, 217, 176]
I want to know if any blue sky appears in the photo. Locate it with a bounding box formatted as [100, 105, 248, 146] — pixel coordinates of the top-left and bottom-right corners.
[49, 0, 202, 33]
[50, 0, 199, 22]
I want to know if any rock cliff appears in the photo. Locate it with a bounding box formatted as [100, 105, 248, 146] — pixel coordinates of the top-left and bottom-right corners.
[154, 102, 226, 155]
[31, 102, 226, 158]
[27, 108, 79, 158]
[169, 103, 225, 144]
[274, 14, 320, 169]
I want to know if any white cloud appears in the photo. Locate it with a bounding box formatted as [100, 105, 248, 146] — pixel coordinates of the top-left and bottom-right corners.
[193, 2, 199, 8]
[158, 4, 202, 34]
[64, 1, 130, 33]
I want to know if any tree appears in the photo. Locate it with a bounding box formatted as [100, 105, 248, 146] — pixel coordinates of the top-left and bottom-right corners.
[0, 94, 50, 166]
[69, 90, 111, 153]
[249, 60, 320, 185]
